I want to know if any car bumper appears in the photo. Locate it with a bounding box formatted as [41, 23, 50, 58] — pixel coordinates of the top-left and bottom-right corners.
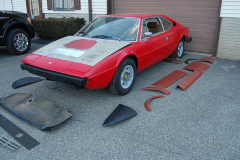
[186, 37, 192, 43]
[20, 64, 87, 86]
[29, 26, 35, 39]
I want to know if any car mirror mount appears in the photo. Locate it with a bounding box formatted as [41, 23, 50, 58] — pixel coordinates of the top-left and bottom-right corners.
[144, 32, 153, 37]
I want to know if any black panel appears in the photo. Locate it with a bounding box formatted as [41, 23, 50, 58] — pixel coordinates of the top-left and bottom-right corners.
[103, 104, 137, 127]
[12, 77, 44, 89]
[0, 113, 40, 150]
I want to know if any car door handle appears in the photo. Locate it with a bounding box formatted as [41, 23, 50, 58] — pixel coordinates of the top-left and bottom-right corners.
[165, 36, 168, 40]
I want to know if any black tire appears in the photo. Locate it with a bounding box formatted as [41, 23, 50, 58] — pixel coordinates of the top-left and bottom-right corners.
[6, 29, 31, 55]
[108, 57, 137, 95]
[170, 38, 185, 58]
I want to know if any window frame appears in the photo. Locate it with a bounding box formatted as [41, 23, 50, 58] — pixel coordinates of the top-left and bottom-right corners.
[140, 16, 165, 41]
[77, 17, 141, 42]
[158, 16, 172, 32]
[53, 0, 74, 11]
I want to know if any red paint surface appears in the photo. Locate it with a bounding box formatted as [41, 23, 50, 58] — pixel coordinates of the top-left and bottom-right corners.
[152, 70, 188, 88]
[141, 87, 171, 95]
[22, 14, 190, 90]
[197, 57, 214, 64]
[64, 39, 97, 50]
[144, 95, 165, 111]
[183, 61, 209, 73]
[67, 63, 92, 73]
[177, 71, 202, 91]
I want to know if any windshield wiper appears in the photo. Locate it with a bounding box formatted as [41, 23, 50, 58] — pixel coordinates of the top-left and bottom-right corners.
[92, 35, 120, 41]
[78, 31, 92, 38]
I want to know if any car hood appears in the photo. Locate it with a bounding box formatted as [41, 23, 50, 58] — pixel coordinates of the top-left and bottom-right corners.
[2, 10, 29, 18]
[32, 36, 131, 66]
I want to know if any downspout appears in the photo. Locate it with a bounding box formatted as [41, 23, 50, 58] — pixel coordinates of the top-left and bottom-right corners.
[107, 0, 113, 14]
[212, 0, 222, 57]
[88, 0, 92, 22]
[11, 0, 14, 11]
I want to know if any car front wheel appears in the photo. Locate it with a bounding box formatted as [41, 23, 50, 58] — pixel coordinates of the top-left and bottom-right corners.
[108, 57, 137, 95]
[6, 29, 31, 55]
[171, 38, 185, 58]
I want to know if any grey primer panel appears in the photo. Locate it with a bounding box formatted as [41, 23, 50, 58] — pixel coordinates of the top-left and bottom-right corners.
[0, 113, 40, 150]
[0, 93, 72, 131]
[33, 36, 131, 66]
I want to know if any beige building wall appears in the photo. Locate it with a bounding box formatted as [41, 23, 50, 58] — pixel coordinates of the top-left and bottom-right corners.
[217, 0, 240, 60]
[217, 18, 240, 60]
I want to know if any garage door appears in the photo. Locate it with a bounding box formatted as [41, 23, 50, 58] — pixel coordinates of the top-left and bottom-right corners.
[113, 0, 221, 54]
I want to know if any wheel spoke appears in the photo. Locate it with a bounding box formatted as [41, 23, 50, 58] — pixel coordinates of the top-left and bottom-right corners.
[120, 65, 134, 89]
[177, 41, 183, 57]
[13, 33, 28, 52]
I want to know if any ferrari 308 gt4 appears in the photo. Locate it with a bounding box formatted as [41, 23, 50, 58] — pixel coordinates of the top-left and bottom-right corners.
[21, 13, 192, 95]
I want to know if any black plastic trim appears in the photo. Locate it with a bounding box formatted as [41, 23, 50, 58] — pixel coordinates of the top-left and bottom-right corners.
[186, 37, 192, 43]
[20, 64, 87, 86]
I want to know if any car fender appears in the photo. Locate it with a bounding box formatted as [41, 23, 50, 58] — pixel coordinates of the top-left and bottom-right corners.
[179, 27, 189, 42]
[116, 51, 139, 68]
[85, 50, 139, 89]
[84, 50, 122, 89]
[3, 18, 32, 38]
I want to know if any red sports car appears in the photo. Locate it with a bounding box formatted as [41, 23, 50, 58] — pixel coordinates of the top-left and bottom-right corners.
[21, 13, 192, 95]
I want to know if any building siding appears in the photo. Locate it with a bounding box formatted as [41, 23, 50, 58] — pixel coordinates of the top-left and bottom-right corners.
[217, 0, 240, 60]
[217, 17, 240, 60]
[0, 0, 27, 13]
[92, 0, 107, 14]
[43, 0, 106, 22]
[42, 0, 88, 14]
[221, 0, 240, 17]
[42, 0, 106, 14]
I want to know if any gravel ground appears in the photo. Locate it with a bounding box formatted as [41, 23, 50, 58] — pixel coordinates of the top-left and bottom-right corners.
[0, 43, 240, 160]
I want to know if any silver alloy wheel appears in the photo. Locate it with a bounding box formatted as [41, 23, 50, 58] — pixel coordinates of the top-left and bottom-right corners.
[120, 65, 134, 89]
[177, 41, 184, 57]
[13, 33, 28, 52]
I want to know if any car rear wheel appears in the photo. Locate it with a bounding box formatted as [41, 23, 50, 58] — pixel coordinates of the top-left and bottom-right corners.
[6, 29, 31, 55]
[171, 38, 184, 58]
[108, 57, 137, 95]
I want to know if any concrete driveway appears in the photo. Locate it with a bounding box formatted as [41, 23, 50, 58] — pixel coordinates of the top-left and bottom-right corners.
[0, 43, 240, 159]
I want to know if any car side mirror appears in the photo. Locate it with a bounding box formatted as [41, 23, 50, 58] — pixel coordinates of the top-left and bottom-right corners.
[144, 32, 153, 37]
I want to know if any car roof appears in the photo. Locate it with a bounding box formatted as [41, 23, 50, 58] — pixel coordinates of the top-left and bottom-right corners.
[101, 13, 164, 19]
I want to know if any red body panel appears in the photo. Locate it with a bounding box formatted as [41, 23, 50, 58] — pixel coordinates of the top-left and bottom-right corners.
[152, 70, 188, 88]
[22, 13, 190, 89]
[141, 87, 171, 95]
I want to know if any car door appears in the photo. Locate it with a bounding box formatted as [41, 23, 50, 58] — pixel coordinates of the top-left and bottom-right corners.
[140, 17, 168, 70]
[159, 16, 176, 57]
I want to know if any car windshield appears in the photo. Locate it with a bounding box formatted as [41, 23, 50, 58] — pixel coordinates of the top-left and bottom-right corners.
[76, 17, 139, 41]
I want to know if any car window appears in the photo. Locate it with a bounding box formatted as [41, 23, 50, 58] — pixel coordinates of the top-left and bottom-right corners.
[78, 17, 139, 41]
[141, 20, 148, 39]
[159, 17, 172, 31]
[145, 17, 163, 35]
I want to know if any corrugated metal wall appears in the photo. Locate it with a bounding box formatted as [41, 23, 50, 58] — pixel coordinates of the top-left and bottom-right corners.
[113, 0, 221, 54]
